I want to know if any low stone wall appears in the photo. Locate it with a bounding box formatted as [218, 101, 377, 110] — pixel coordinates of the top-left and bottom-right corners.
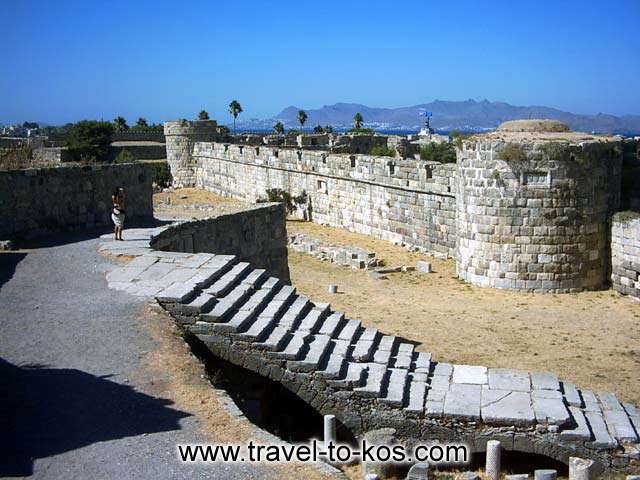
[32, 146, 71, 163]
[611, 212, 640, 299]
[0, 163, 154, 239]
[108, 144, 167, 161]
[194, 142, 458, 259]
[150, 203, 290, 282]
[112, 131, 166, 143]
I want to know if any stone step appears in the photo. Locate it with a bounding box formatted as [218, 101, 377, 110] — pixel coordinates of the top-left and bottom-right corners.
[380, 368, 409, 407]
[260, 276, 281, 291]
[268, 332, 309, 360]
[236, 281, 289, 342]
[278, 296, 312, 330]
[241, 269, 267, 288]
[337, 319, 362, 343]
[156, 280, 200, 304]
[559, 407, 592, 441]
[585, 411, 618, 449]
[603, 409, 639, 443]
[414, 351, 432, 373]
[189, 256, 236, 288]
[373, 349, 392, 365]
[201, 283, 253, 322]
[378, 335, 398, 352]
[208, 283, 280, 334]
[405, 380, 427, 413]
[315, 353, 346, 380]
[272, 284, 296, 301]
[351, 328, 381, 361]
[238, 287, 276, 313]
[177, 292, 216, 315]
[296, 306, 329, 334]
[314, 340, 349, 379]
[205, 262, 252, 297]
[561, 382, 583, 408]
[210, 309, 255, 335]
[179, 252, 217, 269]
[234, 315, 277, 342]
[354, 363, 387, 398]
[287, 334, 332, 372]
[392, 352, 413, 369]
[254, 326, 289, 351]
[328, 362, 367, 389]
[317, 311, 346, 338]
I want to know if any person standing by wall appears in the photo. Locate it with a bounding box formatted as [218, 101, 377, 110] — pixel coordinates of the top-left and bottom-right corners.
[111, 187, 125, 240]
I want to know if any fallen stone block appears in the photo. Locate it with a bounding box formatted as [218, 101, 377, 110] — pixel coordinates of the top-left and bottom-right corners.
[416, 260, 432, 273]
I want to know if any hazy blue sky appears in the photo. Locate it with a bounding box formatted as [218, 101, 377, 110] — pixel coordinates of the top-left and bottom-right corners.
[1, 0, 639, 125]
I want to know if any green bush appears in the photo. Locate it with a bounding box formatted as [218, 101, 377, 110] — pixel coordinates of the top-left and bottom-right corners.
[261, 188, 307, 215]
[420, 142, 456, 163]
[114, 149, 136, 164]
[498, 143, 527, 163]
[66, 120, 114, 162]
[151, 161, 172, 188]
[369, 144, 396, 157]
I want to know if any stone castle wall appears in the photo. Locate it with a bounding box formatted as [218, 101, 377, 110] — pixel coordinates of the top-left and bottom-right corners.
[611, 212, 640, 300]
[457, 140, 622, 293]
[149, 203, 290, 282]
[193, 142, 458, 259]
[164, 120, 221, 187]
[0, 163, 155, 239]
[164, 120, 631, 294]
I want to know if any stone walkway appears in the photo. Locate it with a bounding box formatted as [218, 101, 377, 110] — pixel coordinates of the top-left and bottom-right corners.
[100, 223, 640, 473]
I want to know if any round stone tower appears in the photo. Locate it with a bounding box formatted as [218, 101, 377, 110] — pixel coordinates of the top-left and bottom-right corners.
[456, 120, 622, 293]
[164, 120, 220, 187]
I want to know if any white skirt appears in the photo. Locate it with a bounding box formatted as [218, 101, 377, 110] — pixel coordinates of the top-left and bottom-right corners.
[111, 212, 125, 227]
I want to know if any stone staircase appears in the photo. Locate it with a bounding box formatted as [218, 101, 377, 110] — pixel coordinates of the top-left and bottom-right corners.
[100, 226, 640, 474]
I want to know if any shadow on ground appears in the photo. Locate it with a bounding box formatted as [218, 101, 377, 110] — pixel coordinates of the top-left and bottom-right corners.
[0, 252, 27, 290]
[0, 358, 191, 477]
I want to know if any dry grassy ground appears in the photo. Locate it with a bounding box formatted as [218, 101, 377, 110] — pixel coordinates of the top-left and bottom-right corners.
[287, 221, 640, 406]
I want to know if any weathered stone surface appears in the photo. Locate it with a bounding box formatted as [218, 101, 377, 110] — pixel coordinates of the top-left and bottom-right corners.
[532, 396, 570, 425]
[531, 372, 560, 391]
[481, 388, 535, 426]
[453, 365, 488, 385]
[559, 407, 592, 441]
[488, 368, 531, 392]
[443, 384, 481, 420]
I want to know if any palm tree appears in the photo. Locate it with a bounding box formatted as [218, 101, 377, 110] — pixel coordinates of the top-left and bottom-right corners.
[198, 110, 210, 120]
[136, 117, 148, 128]
[354, 112, 363, 129]
[114, 116, 128, 132]
[273, 121, 285, 135]
[297, 110, 308, 132]
[228, 100, 243, 134]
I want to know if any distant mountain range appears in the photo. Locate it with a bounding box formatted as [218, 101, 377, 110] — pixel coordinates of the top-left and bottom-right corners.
[237, 100, 640, 134]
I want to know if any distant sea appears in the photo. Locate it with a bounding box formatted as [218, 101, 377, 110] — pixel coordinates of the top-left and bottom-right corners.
[234, 128, 450, 135]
